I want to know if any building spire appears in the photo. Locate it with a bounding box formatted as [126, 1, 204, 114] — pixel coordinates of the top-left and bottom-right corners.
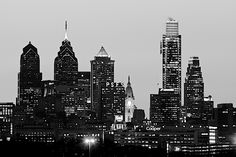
[126, 75, 134, 99]
[128, 76, 131, 86]
[96, 46, 109, 57]
[65, 21, 68, 40]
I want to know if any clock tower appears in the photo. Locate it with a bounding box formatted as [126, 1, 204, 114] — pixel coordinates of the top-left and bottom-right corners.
[125, 76, 136, 122]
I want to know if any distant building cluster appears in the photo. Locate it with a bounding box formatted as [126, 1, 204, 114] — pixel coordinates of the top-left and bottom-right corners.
[0, 19, 235, 155]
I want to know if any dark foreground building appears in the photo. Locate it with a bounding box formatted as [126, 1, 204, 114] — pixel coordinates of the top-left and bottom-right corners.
[0, 102, 14, 141]
[150, 89, 180, 126]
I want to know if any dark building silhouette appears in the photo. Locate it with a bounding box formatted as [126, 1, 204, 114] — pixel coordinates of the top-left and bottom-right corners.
[90, 46, 114, 119]
[184, 56, 204, 121]
[17, 42, 42, 118]
[215, 103, 236, 143]
[150, 89, 180, 126]
[161, 18, 181, 95]
[100, 82, 125, 123]
[202, 95, 214, 124]
[54, 84, 87, 117]
[125, 76, 136, 122]
[132, 109, 145, 125]
[78, 71, 91, 109]
[0, 102, 14, 141]
[38, 80, 63, 117]
[54, 21, 78, 84]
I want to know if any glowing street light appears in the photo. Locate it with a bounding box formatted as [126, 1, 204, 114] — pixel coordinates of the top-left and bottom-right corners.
[84, 138, 96, 157]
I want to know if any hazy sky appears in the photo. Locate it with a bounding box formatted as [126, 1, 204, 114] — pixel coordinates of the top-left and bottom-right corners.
[1, 0, 236, 118]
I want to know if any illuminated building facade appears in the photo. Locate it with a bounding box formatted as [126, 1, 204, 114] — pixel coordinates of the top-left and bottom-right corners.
[201, 96, 214, 124]
[125, 76, 136, 122]
[161, 18, 181, 95]
[150, 89, 180, 126]
[61, 87, 87, 116]
[0, 102, 14, 141]
[113, 126, 211, 150]
[100, 82, 125, 123]
[54, 84, 87, 117]
[14, 126, 55, 143]
[184, 57, 204, 120]
[78, 71, 91, 109]
[54, 22, 78, 84]
[90, 46, 114, 119]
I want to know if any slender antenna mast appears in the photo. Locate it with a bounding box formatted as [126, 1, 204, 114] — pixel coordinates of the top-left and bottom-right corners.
[65, 21, 68, 40]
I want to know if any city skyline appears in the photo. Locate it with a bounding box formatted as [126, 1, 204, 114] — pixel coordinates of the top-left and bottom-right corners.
[1, 0, 236, 118]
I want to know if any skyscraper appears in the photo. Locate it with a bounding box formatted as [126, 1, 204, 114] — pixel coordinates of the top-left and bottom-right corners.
[90, 46, 114, 119]
[184, 57, 204, 119]
[17, 42, 42, 118]
[125, 76, 136, 122]
[54, 21, 78, 84]
[149, 18, 181, 126]
[160, 18, 181, 95]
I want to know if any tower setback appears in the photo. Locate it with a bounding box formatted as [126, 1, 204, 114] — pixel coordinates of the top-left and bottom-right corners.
[54, 22, 78, 84]
[161, 18, 181, 95]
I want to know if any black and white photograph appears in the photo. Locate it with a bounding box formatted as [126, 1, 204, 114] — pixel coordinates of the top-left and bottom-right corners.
[0, 0, 236, 156]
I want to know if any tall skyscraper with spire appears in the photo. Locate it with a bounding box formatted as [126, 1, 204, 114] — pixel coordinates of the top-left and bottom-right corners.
[17, 42, 42, 118]
[54, 21, 78, 84]
[150, 18, 181, 126]
[125, 76, 136, 122]
[184, 56, 204, 120]
[161, 18, 181, 95]
[90, 46, 114, 120]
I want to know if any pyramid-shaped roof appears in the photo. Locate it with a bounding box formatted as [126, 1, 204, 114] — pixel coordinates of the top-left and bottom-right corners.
[96, 46, 109, 57]
[23, 41, 37, 53]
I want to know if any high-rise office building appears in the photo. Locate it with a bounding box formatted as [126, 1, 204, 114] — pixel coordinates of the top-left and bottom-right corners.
[54, 21, 78, 84]
[78, 71, 91, 109]
[125, 76, 136, 122]
[100, 82, 125, 123]
[150, 89, 180, 126]
[0, 102, 14, 141]
[184, 57, 204, 119]
[160, 18, 181, 95]
[149, 18, 181, 126]
[113, 83, 126, 119]
[90, 46, 114, 119]
[17, 42, 42, 118]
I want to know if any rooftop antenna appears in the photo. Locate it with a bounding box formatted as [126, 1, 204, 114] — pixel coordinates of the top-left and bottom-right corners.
[65, 21, 68, 40]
